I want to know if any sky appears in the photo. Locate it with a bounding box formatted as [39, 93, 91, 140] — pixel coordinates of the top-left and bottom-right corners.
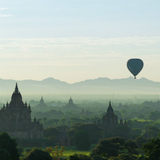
[0, 0, 160, 82]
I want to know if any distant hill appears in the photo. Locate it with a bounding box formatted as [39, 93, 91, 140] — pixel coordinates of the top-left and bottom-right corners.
[0, 77, 160, 95]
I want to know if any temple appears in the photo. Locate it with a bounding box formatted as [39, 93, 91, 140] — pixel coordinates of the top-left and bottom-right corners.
[37, 97, 47, 107]
[102, 101, 118, 127]
[65, 97, 76, 108]
[0, 83, 43, 139]
[102, 101, 129, 137]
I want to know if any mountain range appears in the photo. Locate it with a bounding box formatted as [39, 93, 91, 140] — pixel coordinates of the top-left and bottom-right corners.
[0, 77, 160, 95]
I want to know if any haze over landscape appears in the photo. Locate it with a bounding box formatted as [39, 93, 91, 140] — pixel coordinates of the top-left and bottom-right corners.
[0, 77, 160, 95]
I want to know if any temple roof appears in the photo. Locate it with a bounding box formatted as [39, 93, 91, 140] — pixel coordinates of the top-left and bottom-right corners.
[69, 97, 73, 105]
[38, 96, 47, 107]
[40, 97, 44, 104]
[10, 83, 23, 106]
[14, 83, 19, 94]
[107, 101, 114, 113]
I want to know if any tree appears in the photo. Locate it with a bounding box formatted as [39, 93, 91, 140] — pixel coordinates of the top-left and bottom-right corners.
[0, 149, 11, 160]
[44, 127, 60, 145]
[149, 111, 160, 120]
[45, 146, 64, 160]
[91, 137, 138, 159]
[69, 154, 91, 160]
[69, 124, 101, 150]
[91, 137, 125, 158]
[144, 138, 160, 160]
[74, 129, 90, 150]
[44, 126, 69, 146]
[143, 126, 160, 139]
[0, 132, 19, 160]
[113, 153, 137, 160]
[24, 149, 53, 160]
[125, 140, 138, 154]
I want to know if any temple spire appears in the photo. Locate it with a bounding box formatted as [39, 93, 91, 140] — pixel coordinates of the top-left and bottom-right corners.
[10, 83, 23, 105]
[107, 101, 113, 113]
[40, 97, 44, 103]
[15, 83, 19, 94]
[69, 97, 73, 104]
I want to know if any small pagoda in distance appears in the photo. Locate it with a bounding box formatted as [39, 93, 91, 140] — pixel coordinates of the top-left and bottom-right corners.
[37, 97, 47, 107]
[65, 97, 77, 108]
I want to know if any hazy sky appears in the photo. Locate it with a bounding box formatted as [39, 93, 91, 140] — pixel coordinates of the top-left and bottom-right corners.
[0, 0, 160, 82]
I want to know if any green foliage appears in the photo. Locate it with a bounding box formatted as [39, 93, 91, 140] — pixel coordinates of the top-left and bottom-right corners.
[69, 123, 102, 150]
[0, 132, 19, 160]
[137, 155, 148, 160]
[45, 146, 64, 160]
[63, 150, 90, 157]
[149, 111, 160, 121]
[74, 129, 90, 150]
[17, 138, 46, 148]
[125, 140, 138, 154]
[91, 137, 125, 158]
[44, 127, 60, 145]
[69, 154, 91, 160]
[143, 126, 160, 139]
[0, 149, 11, 160]
[91, 137, 138, 159]
[113, 153, 137, 160]
[24, 148, 53, 160]
[44, 126, 69, 146]
[144, 138, 160, 160]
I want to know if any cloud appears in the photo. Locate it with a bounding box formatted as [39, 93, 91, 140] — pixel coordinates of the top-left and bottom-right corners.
[0, 36, 159, 65]
[0, 36, 159, 55]
[0, 14, 12, 17]
[0, 8, 8, 11]
[0, 36, 159, 82]
[0, 8, 12, 18]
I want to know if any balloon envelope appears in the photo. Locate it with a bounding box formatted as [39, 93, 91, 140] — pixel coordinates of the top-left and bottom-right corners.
[127, 58, 144, 78]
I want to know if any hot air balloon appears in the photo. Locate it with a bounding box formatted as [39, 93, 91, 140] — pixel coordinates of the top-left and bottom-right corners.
[127, 58, 144, 79]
